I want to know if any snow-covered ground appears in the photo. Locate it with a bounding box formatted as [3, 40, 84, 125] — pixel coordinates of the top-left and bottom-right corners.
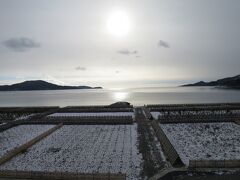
[0, 124, 142, 180]
[0, 113, 34, 122]
[0, 125, 54, 158]
[150, 112, 161, 119]
[48, 112, 134, 117]
[13, 114, 36, 122]
[161, 122, 240, 165]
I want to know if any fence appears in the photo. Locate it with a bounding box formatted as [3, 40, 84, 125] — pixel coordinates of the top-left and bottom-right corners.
[146, 103, 240, 116]
[28, 108, 61, 121]
[0, 107, 60, 131]
[59, 108, 133, 113]
[189, 160, 240, 168]
[21, 116, 133, 125]
[142, 107, 152, 119]
[146, 103, 240, 108]
[0, 123, 63, 166]
[151, 120, 183, 166]
[0, 121, 21, 132]
[0, 170, 126, 180]
[235, 120, 240, 125]
[158, 114, 239, 123]
[0, 106, 59, 113]
[0, 122, 13, 132]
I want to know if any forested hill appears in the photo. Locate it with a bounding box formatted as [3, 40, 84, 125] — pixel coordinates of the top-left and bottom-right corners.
[182, 74, 240, 88]
[0, 80, 102, 91]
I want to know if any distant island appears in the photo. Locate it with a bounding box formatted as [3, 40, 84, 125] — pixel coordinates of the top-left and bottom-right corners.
[182, 74, 240, 89]
[0, 80, 102, 91]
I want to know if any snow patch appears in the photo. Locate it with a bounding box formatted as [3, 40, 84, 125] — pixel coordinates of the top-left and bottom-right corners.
[0, 125, 54, 158]
[161, 122, 240, 165]
[0, 124, 142, 180]
[150, 112, 161, 119]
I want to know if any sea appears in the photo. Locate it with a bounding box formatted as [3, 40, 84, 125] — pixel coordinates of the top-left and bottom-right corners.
[0, 86, 240, 107]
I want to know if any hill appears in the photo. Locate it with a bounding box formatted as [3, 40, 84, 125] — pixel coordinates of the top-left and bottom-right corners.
[182, 74, 240, 88]
[0, 80, 102, 91]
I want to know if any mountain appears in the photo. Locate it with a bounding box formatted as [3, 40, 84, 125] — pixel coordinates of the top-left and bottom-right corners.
[182, 74, 240, 88]
[0, 80, 102, 91]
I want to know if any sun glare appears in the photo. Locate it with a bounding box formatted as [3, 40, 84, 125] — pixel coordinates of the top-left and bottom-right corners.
[113, 92, 128, 101]
[106, 10, 130, 37]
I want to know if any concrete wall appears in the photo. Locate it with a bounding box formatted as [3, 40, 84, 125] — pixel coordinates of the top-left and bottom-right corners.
[151, 120, 183, 166]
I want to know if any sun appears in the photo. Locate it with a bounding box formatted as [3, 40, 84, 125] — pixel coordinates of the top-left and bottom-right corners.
[106, 10, 130, 37]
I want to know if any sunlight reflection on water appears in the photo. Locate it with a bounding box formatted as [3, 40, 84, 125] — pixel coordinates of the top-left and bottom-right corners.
[112, 92, 128, 101]
[0, 87, 240, 107]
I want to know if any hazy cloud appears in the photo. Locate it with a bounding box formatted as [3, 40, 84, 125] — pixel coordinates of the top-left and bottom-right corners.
[117, 49, 138, 55]
[2, 37, 40, 52]
[75, 66, 86, 71]
[158, 40, 170, 48]
[115, 70, 119, 74]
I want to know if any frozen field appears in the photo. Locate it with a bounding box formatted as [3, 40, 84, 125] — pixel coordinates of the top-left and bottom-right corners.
[0, 125, 54, 158]
[48, 112, 134, 117]
[0, 124, 142, 180]
[161, 122, 240, 165]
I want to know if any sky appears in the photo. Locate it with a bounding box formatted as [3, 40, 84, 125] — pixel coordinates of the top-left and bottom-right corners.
[0, 0, 240, 88]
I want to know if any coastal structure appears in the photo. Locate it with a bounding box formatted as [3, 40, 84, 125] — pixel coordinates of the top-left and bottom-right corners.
[0, 103, 240, 179]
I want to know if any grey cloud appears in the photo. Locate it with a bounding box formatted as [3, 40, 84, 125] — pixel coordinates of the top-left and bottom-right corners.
[117, 49, 138, 55]
[158, 40, 170, 48]
[75, 66, 86, 71]
[2, 37, 40, 52]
